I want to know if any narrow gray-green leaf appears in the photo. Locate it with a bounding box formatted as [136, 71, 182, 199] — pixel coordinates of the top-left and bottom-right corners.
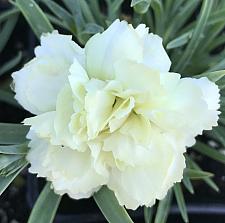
[174, 183, 189, 223]
[78, 23, 104, 44]
[164, 0, 199, 43]
[144, 206, 153, 223]
[0, 158, 28, 176]
[0, 14, 19, 54]
[0, 143, 28, 155]
[131, 0, 152, 14]
[154, 190, 172, 223]
[0, 52, 22, 76]
[28, 182, 61, 223]
[62, 0, 85, 34]
[0, 154, 22, 170]
[0, 8, 19, 23]
[174, 0, 213, 72]
[182, 175, 194, 194]
[167, 31, 192, 49]
[94, 186, 134, 223]
[194, 70, 225, 82]
[211, 126, 225, 148]
[79, 0, 95, 23]
[0, 90, 20, 108]
[14, 0, 53, 38]
[0, 123, 29, 144]
[45, 13, 70, 31]
[193, 141, 225, 165]
[186, 156, 219, 192]
[0, 162, 27, 195]
[40, 0, 76, 34]
[185, 168, 214, 179]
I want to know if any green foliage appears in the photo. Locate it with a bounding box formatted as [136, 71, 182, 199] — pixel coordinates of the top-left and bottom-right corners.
[40, 0, 76, 34]
[154, 190, 172, 223]
[0, 144, 29, 155]
[0, 123, 29, 145]
[28, 182, 61, 223]
[184, 168, 214, 180]
[131, 0, 152, 14]
[193, 141, 225, 165]
[144, 206, 153, 223]
[94, 186, 134, 223]
[0, 52, 22, 77]
[12, 0, 53, 38]
[173, 184, 188, 223]
[173, 0, 213, 73]
[0, 163, 27, 195]
[0, 13, 19, 54]
[182, 174, 194, 194]
[186, 156, 219, 192]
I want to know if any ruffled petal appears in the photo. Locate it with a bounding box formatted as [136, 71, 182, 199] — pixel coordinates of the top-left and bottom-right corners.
[107, 129, 185, 209]
[27, 132, 108, 199]
[142, 34, 171, 72]
[85, 20, 143, 80]
[12, 31, 84, 114]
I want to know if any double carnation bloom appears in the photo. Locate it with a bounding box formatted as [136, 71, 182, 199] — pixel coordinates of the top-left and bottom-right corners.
[12, 20, 220, 209]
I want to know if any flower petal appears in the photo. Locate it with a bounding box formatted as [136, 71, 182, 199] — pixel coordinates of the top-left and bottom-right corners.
[107, 130, 185, 209]
[27, 132, 108, 199]
[85, 20, 143, 80]
[142, 33, 171, 72]
[12, 31, 84, 114]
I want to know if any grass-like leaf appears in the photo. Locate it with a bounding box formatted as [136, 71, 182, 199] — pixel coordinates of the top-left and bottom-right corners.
[211, 126, 225, 147]
[13, 0, 53, 38]
[0, 14, 19, 54]
[0, 123, 29, 145]
[0, 143, 28, 155]
[0, 90, 20, 108]
[164, 0, 200, 43]
[186, 157, 219, 192]
[185, 168, 214, 180]
[182, 174, 194, 194]
[131, 0, 152, 14]
[40, 0, 76, 35]
[173, 183, 189, 223]
[0, 8, 19, 23]
[94, 186, 134, 223]
[154, 189, 172, 223]
[0, 51, 22, 76]
[173, 0, 213, 72]
[0, 154, 22, 170]
[167, 31, 192, 49]
[28, 182, 61, 223]
[0, 162, 27, 195]
[194, 70, 225, 82]
[193, 141, 225, 165]
[144, 206, 153, 223]
[78, 23, 104, 44]
[151, 0, 164, 36]
[0, 158, 28, 176]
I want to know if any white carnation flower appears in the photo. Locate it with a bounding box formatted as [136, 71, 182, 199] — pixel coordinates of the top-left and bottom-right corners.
[12, 20, 220, 210]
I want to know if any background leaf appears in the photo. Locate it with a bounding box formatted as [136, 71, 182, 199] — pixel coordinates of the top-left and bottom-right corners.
[173, 183, 189, 223]
[154, 190, 172, 223]
[0, 123, 29, 145]
[94, 186, 134, 223]
[28, 182, 61, 223]
[0, 163, 27, 195]
[14, 0, 53, 38]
